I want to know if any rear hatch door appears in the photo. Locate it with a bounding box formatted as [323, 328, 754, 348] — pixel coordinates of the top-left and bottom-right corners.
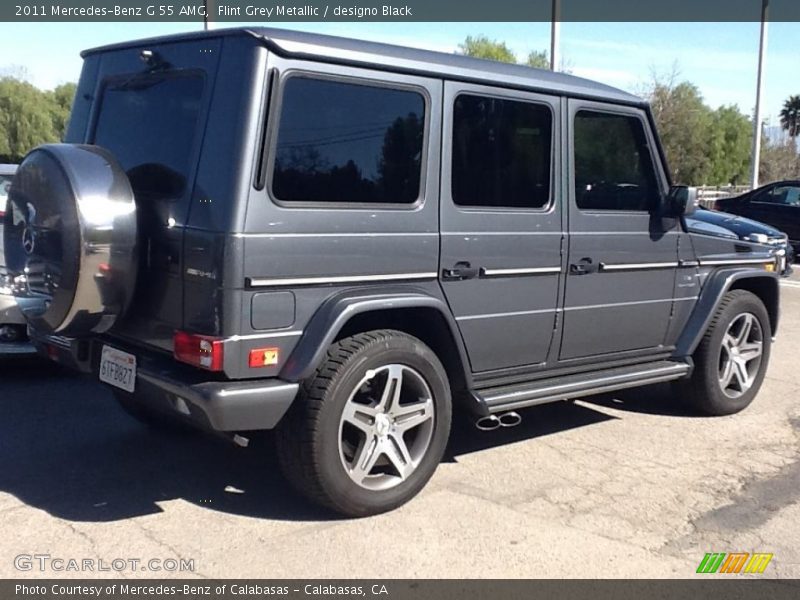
[76, 39, 221, 352]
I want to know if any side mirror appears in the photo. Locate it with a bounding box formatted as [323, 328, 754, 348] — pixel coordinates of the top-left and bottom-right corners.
[665, 185, 698, 217]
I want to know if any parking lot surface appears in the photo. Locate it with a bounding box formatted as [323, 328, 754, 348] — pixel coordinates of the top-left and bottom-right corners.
[2, 278, 800, 579]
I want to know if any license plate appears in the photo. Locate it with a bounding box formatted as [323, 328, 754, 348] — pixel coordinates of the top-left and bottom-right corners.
[99, 345, 137, 393]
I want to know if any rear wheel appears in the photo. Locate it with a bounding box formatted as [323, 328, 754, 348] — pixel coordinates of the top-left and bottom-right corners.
[276, 330, 452, 517]
[680, 290, 771, 416]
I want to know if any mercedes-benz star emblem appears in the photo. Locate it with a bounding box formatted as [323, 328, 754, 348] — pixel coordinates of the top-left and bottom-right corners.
[21, 226, 35, 255]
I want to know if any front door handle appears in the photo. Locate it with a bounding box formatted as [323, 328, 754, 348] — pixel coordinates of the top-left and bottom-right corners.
[442, 261, 479, 281]
[569, 257, 598, 276]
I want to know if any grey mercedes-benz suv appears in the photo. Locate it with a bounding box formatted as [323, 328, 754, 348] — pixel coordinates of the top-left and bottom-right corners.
[2, 28, 781, 517]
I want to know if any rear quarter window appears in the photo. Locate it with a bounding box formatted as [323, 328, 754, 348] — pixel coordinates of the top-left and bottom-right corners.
[271, 76, 426, 205]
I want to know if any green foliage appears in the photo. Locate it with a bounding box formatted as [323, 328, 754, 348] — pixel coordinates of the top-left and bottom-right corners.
[458, 35, 517, 63]
[707, 105, 753, 186]
[49, 82, 78, 138]
[458, 35, 549, 69]
[648, 77, 757, 186]
[525, 50, 549, 69]
[779, 94, 800, 138]
[649, 80, 714, 184]
[0, 77, 76, 163]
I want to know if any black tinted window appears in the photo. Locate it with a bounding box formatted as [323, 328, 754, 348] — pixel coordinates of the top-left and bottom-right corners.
[762, 185, 800, 206]
[574, 111, 660, 212]
[93, 73, 205, 201]
[272, 77, 425, 204]
[452, 94, 552, 209]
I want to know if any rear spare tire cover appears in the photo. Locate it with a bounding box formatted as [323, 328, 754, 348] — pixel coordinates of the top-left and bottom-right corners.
[2, 144, 137, 336]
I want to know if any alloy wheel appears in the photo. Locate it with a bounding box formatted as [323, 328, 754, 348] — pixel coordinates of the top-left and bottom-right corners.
[718, 313, 764, 399]
[338, 364, 435, 491]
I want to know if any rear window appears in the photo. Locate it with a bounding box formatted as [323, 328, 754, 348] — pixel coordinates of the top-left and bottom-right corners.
[93, 72, 205, 201]
[272, 77, 426, 205]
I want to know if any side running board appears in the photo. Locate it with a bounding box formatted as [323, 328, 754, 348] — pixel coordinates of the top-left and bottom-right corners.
[473, 360, 690, 414]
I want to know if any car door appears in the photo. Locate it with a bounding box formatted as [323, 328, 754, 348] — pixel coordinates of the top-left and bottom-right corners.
[745, 183, 800, 244]
[559, 100, 679, 361]
[439, 82, 563, 373]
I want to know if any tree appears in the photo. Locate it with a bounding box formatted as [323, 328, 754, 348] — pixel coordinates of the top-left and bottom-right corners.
[47, 82, 77, 139]
[648, 77, 714, 185]
[759, 136, 800, 183]
[779, 94, 800, 141]
[458, 35, 516, 63]
[0, 77, 76, 163]
[0, 77, 57, 162]
[526, 50, 549, 69]
[707, 105, 752, 185]
[458, 35, 550, 69]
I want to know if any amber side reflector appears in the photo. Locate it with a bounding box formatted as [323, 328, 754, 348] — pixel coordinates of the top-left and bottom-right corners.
[249, 347, 279, 368]
[764, 262, 776, 272]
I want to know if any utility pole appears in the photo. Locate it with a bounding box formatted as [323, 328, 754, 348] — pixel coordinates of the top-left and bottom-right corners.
[203, 0, 212, 30]
[750, 0, 769, 189]
[550, 0, 560, 71]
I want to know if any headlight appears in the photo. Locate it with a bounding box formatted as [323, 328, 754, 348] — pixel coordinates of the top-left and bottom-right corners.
[747, 233, 769, 244]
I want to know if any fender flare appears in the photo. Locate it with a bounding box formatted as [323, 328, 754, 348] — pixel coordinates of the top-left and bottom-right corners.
[674, 268, 779, 358]
[278, 287, 472, 384]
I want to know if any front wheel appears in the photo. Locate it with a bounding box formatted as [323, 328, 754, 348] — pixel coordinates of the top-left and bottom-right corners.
[679, 290, 771, 416]
[276, 330, 452, 517]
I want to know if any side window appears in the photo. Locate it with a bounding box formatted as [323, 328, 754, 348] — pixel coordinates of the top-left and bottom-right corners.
[761, 186, 800, 206]
[452, 94, 552, 209]
[272, 76, 425, 205]
[573, 110, 660, 212]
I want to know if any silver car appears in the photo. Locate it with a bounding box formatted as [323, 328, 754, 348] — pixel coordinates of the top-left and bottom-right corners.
[0, 163, 33, 350]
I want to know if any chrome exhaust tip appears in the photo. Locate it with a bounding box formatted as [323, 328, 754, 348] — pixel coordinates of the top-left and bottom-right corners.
[498, 411, 522, 428]
[475, 415, 501, 431]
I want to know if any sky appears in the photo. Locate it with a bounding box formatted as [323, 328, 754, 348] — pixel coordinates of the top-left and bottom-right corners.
[0, 21, 798, 130]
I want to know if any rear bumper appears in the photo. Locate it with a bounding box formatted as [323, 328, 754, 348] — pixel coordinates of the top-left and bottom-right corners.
[32, 334, 298, 432]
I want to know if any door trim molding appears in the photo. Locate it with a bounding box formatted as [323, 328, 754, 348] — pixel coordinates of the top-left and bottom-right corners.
[248, 272, 437, 288]
[480, 266, 561, 277]
[599, 261, 679, 271]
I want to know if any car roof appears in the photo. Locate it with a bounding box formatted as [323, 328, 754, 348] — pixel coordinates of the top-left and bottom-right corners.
[0, 164, 17, 176]
[82, 27, 644, 107]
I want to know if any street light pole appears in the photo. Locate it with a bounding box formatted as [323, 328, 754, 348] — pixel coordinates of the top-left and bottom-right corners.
[203, 0, 212, 30]
[550, 0, 560, 71]
[750, 0, 769, 189]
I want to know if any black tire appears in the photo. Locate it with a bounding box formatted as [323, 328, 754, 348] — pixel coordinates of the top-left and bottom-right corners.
[275, 329, 452, 517]
[679, 290, 771, 416]
[113, 391, 195, 433]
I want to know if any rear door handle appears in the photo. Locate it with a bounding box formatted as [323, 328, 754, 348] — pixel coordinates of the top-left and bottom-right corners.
[442, 261, 479, 281]
[569, 257, 598, 275]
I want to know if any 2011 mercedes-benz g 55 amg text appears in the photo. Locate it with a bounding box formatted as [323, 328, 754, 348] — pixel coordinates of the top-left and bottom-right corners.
[3, 28, 780, 517]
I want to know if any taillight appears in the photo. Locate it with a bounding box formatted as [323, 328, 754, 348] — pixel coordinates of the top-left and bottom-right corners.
[173, 331, 224, 371]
